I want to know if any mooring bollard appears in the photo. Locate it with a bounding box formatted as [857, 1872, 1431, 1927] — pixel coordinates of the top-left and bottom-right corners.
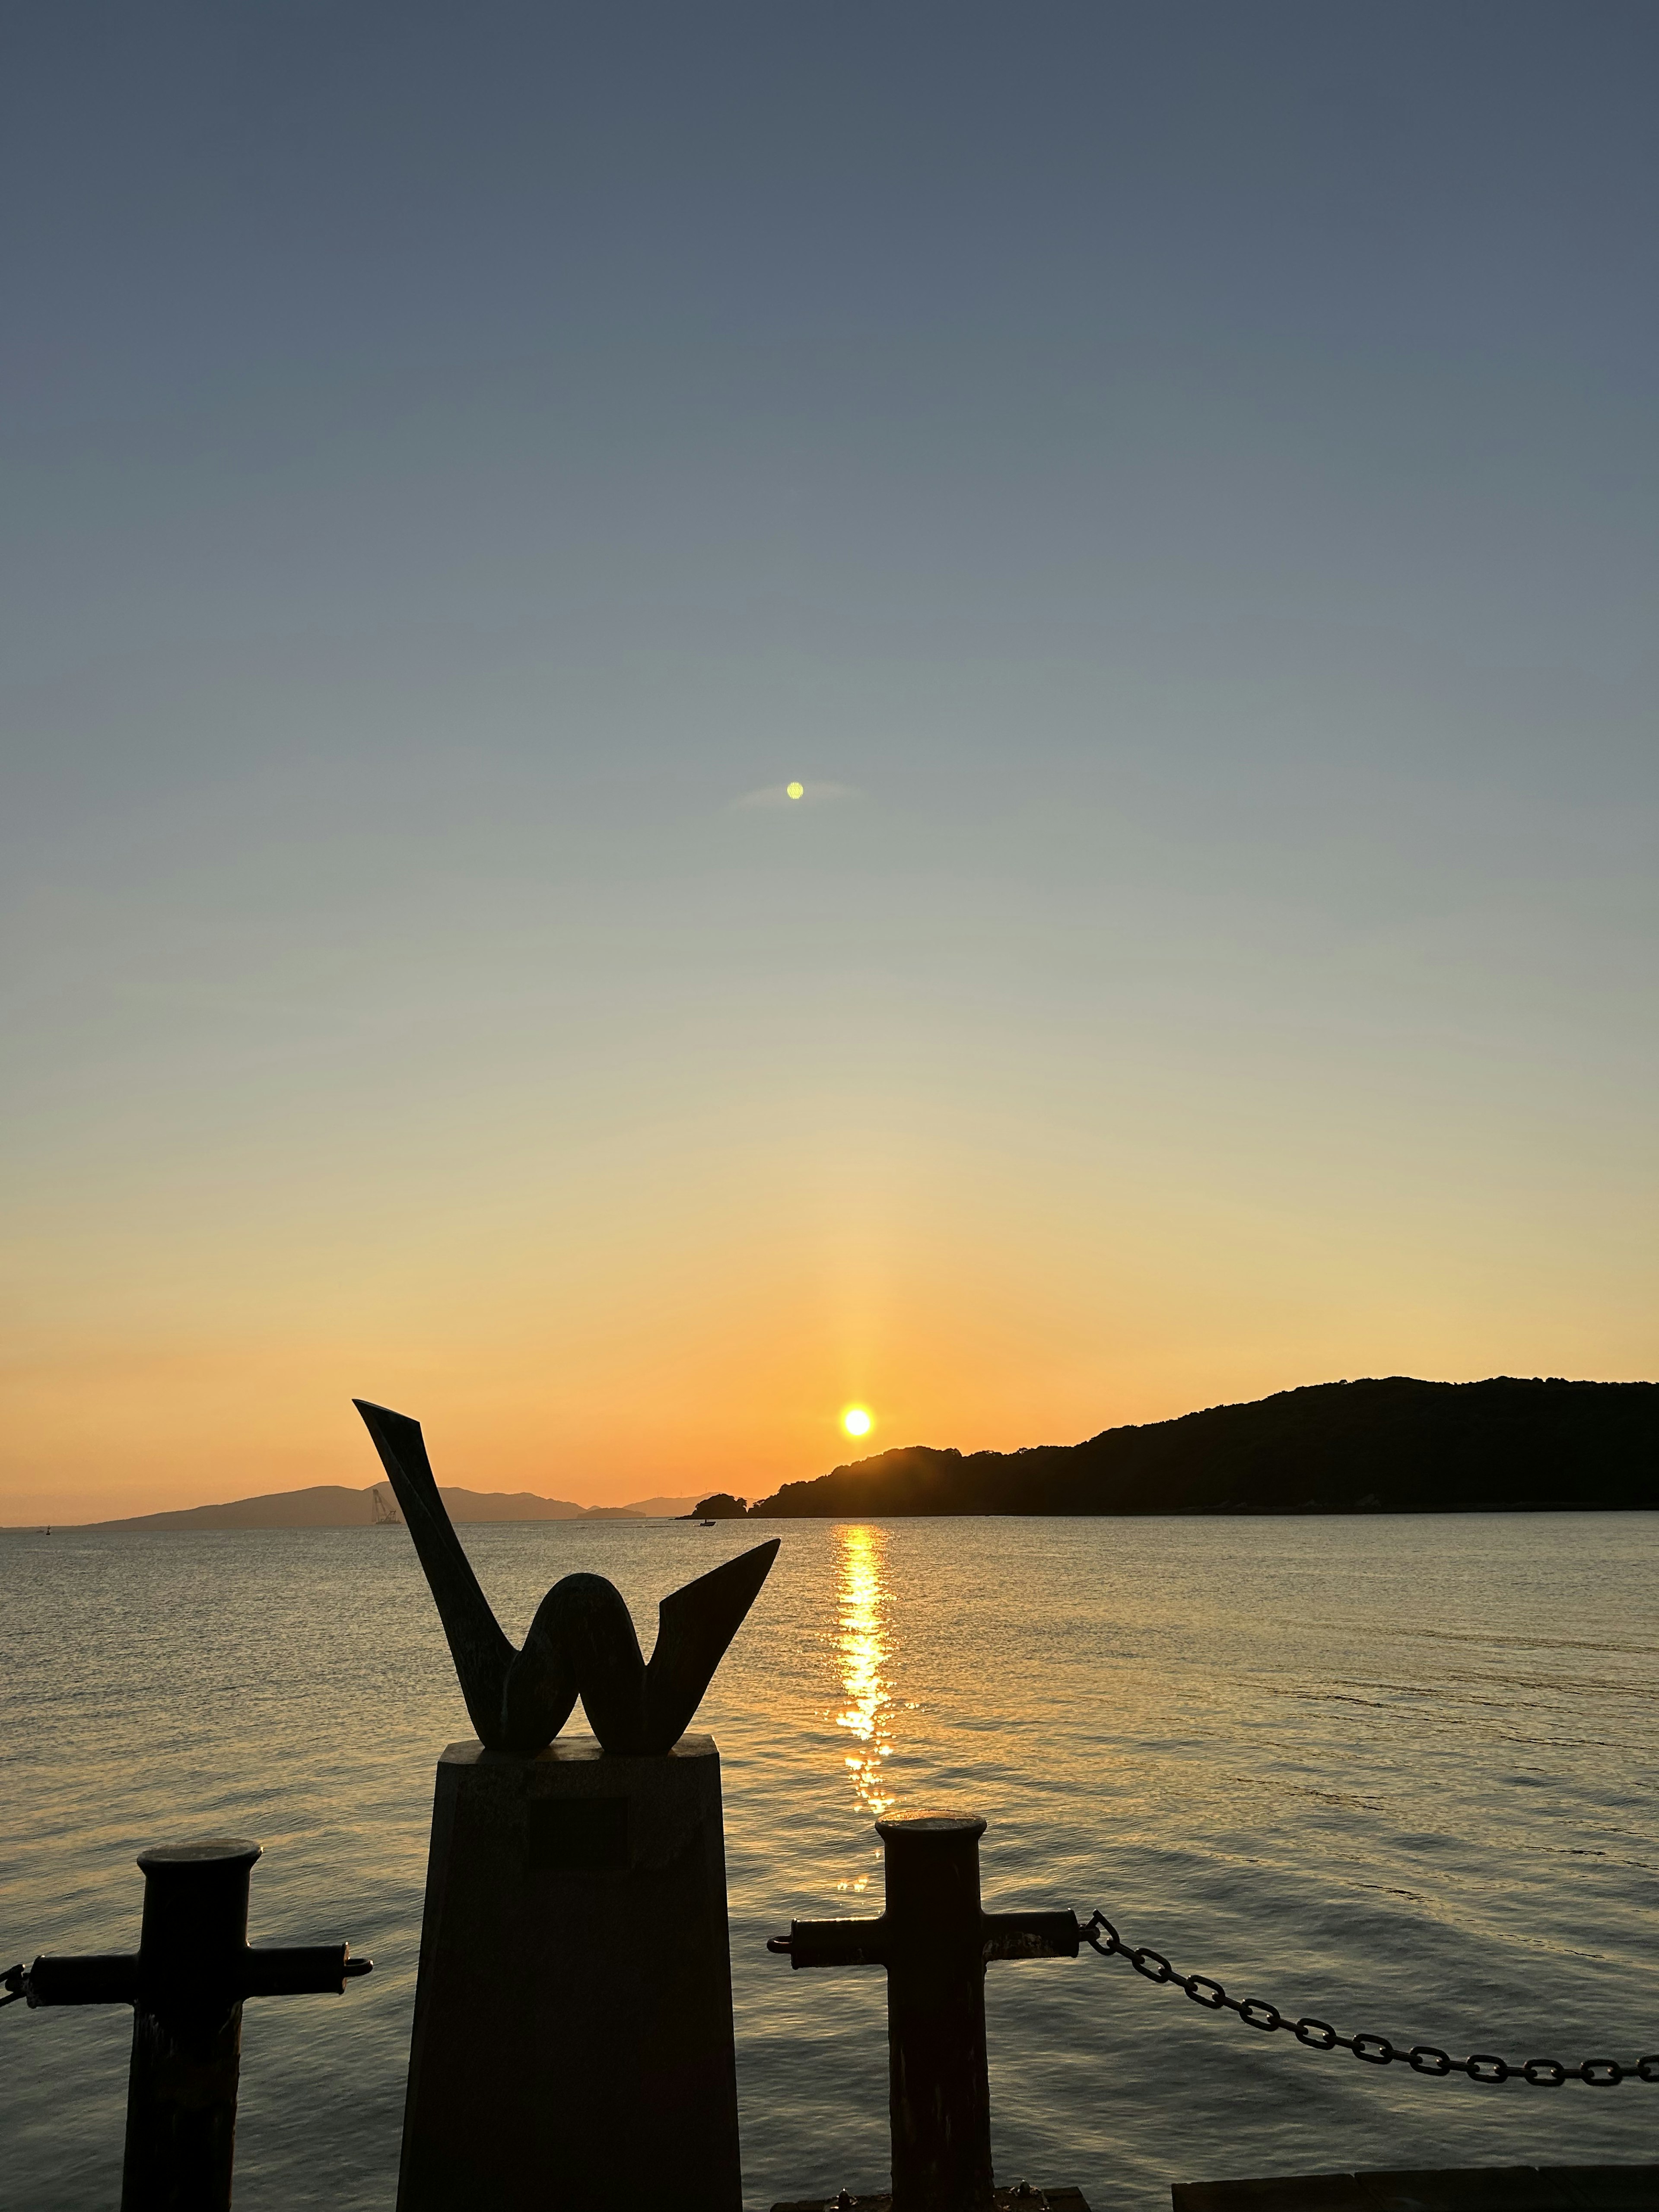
[769, 1814, 1089, 2212]
[3, 1837, 371, 2212]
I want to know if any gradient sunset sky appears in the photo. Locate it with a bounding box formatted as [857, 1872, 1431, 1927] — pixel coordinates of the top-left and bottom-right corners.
[4, 3, 1656, 1522]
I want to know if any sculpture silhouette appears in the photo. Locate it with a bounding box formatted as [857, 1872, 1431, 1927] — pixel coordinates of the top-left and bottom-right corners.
[355, 1399, 780, 1755]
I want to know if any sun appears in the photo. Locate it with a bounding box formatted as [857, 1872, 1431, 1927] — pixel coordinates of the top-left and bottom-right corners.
[842, 1406, 873, 1438]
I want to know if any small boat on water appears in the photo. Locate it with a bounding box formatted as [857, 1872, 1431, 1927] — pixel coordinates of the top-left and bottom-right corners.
[700, 1519, 716, 1529]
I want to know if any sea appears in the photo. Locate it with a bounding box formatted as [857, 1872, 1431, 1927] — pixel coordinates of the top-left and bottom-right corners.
[3, 1514, 1656, 2209]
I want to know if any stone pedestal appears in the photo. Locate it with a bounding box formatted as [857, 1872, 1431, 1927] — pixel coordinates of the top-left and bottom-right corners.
[398, 1734, 742, 2212]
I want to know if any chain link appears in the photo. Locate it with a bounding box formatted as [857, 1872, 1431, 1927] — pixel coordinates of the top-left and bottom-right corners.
[1081, 1912, 1658, 2089]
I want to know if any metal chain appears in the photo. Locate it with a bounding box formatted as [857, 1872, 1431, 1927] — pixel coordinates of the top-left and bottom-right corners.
[0, 1964, 26, 2011]
[1081, 1912, 1658, 2088]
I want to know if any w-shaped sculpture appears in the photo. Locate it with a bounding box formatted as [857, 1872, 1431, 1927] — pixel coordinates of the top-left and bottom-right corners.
[356, 1399, 779, 1755]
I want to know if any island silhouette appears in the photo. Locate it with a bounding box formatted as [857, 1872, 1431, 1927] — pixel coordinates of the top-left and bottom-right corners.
[700, 1377, 1657, 1519]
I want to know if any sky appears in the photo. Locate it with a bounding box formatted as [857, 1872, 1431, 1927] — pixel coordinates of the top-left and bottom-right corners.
[3, 2, 1655, 1522]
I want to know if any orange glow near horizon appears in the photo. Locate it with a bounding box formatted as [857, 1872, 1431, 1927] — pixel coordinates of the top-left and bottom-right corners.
[4, 1060, 1652, 1526]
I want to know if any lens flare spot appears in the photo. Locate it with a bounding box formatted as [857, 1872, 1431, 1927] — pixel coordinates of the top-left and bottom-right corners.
[785, 780, 804, 800]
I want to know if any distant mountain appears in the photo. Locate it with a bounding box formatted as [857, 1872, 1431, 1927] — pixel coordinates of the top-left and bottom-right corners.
[77, 1485, 701, 1531]
[747, 1378, 1658, 1518]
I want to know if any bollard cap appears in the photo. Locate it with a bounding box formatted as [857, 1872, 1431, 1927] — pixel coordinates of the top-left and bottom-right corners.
[137, 1839, 262, 1873]
[874, 1813, 986, 1840]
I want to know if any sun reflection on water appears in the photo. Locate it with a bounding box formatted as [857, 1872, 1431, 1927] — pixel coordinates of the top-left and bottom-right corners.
[833, 1523, 904, 1886]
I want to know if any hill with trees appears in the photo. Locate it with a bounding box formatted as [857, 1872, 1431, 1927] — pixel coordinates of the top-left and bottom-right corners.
[744, 1377, 1657, 1518]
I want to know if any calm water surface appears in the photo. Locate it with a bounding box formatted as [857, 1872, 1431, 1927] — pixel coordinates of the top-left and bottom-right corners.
[3, 1516, 1656, 2208]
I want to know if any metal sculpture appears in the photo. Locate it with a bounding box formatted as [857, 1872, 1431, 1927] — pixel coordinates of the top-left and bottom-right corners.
[355, 1398, 779, 1754]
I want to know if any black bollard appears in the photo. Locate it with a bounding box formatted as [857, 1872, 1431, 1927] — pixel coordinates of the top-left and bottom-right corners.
[4, 1837, 371, 2212]
[769, 1814, 1087, 2212]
